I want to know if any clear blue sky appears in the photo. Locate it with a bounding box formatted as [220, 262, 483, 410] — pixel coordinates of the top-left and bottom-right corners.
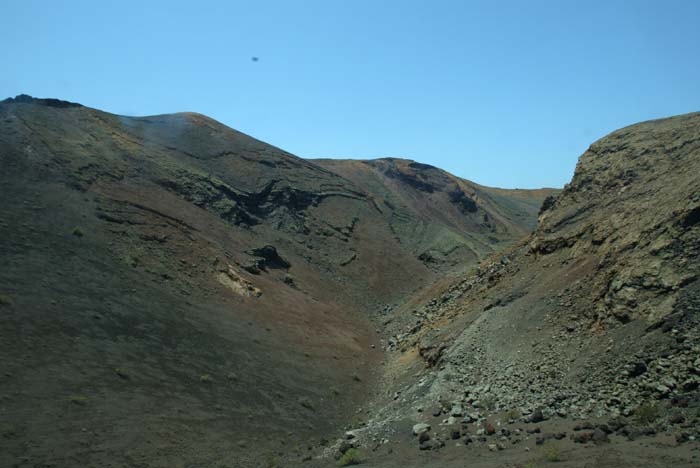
[3, 1, 699, 188]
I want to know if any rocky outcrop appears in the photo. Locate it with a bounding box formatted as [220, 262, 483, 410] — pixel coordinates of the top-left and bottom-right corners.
[532, 112, 700, 325]
[1, 94, 83, 108]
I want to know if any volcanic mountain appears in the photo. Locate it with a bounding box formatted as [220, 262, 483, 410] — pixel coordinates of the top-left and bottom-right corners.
[0, 95, 554, 467]
[3, 95, 698, 468]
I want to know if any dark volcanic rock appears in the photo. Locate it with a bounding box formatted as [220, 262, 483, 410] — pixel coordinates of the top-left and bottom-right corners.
[592, 428, 609, 444]
[627, 361, 647, 377]
[449, 189, 478, 213]
[572, 431, 595, 444]
[538, 194, 557, 215]
[248, 245, 291, 270]
[2, 93, 82, 108]
[529, 408, 545, 423]
[338, 441, 354, 455]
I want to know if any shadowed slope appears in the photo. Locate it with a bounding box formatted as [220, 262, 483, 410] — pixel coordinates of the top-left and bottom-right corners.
[314, 158, 558, 272]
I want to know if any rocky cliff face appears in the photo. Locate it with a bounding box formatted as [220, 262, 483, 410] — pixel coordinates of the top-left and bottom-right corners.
[0, 96, 552, 468]
[533, 113, 700, 325]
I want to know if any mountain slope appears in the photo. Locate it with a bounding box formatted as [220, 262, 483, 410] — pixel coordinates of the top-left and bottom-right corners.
[314, 158, 557, 272]
[0, 95, 552, 468]
[350, 112, 700, 467]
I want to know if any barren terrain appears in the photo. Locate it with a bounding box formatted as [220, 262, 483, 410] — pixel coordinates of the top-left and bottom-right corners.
[1, 95, 698, 467]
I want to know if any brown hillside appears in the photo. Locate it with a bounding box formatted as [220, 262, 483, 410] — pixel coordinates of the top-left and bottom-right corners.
[0, 95, 551, 468]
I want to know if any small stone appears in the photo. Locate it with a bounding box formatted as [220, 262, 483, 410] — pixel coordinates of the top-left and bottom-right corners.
[530, 408, 545, 423]
[596, 424, 612, 434]
[466, 412, 479, 422]
[606, 417, 628, 432]
[450, 404, 464, 417]
[627, 361, 647, 377]
[592, 428, 609, 444]
[572, 431, 594, 444]
[620, 426, 642, 441]
[574, 422, 594, 431]
[485, 419, 496, 435]
[339, 441, 354, 455]
[413, 423, 430, 436]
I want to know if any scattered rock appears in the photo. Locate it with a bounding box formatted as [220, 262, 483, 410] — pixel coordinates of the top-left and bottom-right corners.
[248, 245, 291, 270]
[572, 431, 594, 444]
[627, 361, 647, 377]
[412, 423, 430, 436]
[529, 408, 545, 423]
[484, 419, 496, 435]
[592, 428, 609, 444]
[574, 422, 594, 431]
[338, 441, 354, 455]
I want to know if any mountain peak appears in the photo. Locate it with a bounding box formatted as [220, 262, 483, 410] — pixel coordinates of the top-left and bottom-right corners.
[1, 93, 83, 108]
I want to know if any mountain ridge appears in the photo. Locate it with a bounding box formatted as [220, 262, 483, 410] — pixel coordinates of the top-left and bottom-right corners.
[0, 95, 554, 467]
